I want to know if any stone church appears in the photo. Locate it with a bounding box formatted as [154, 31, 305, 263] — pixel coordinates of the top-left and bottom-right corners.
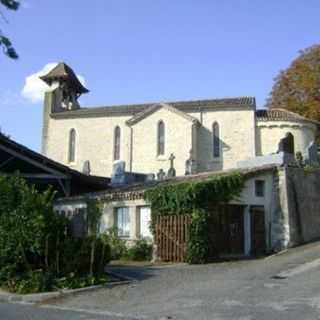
[41, 63, 318, 178]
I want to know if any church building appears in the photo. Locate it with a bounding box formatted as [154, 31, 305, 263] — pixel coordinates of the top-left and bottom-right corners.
[41, 63, 318, 179]
[43, 63, 320, 260]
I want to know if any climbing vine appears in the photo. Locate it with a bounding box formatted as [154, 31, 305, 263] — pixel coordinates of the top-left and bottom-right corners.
[144, 172, 245, 263]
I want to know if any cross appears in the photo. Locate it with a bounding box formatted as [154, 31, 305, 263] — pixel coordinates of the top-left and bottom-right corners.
[169, 153, 175, 168]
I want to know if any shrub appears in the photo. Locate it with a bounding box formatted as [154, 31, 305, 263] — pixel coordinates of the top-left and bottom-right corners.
[125, 239, 153, 261]
[5, 270, 54, 294]
[104, 228, 128, 260]
[0, 176, 112, 293]
[60, 236, 111, 276]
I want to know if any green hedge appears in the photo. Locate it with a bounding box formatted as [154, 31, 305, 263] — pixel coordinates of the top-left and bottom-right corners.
[0, 175, 111, 293]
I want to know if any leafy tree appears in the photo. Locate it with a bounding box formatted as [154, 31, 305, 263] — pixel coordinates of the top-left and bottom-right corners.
[86, 198, 104, 276]
[266, 45, 320, 122]
[0, 0, 19, 59]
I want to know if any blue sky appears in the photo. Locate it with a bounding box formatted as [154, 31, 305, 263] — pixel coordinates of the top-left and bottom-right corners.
[1, 0, 320, 151]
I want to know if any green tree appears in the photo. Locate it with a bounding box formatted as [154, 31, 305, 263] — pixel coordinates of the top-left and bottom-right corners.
[86, 198, 103, 276]
[266, 45, 320, 122]
[0, 0, 19, 59]
[0, 175, 62, 271]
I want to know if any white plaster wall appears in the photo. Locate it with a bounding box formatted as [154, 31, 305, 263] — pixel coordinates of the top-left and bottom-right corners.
[54, 198, 150, 242]
[256, 121, 316, 156]
[46, 115, 132, 177]
[190, 108, 256, 172]
[130, 108, 194, 176]
[231, 172, 275, 253]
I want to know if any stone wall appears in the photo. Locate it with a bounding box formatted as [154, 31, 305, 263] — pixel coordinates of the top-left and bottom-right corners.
[270, 166, 320, 252]
[286, 167, 320, 244]
[192, 107, 256, 172]
[129, 107, 194, 176]
[256, 121, 316, 156]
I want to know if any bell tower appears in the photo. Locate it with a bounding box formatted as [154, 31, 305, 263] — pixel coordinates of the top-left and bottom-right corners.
[41, 62, 89, 155]
[40, 62, 89, 112]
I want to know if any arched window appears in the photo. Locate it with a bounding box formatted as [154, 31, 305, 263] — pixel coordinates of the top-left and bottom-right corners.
[114, 126, 121, 160]
[157, 121, 165, 156]
[68, 129, 76, 162]
[212, 122, 220, 158]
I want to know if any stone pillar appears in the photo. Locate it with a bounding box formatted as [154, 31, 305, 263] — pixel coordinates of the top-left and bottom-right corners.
[129, 206, 138, 240]
[270, 167, 290, 252]
[100, 205, 114, 233]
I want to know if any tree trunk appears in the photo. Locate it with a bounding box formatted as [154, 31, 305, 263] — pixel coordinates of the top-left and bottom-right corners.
[45, 235, 49, 270]
[56, 233, 60, 275]
[99, 243, 105, 274]
[89, 238, 96, 277]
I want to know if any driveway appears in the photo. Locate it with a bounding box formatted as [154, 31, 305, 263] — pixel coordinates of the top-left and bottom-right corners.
[43, 241, 320, 320]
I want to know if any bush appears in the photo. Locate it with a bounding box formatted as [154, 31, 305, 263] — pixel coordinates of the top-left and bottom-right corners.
[0, 176, 112, 293]
[104, 228, 128, 260]
[60, 236, 111, 276]
[125, 239, 153, 261]
[4, 270, 54, 294]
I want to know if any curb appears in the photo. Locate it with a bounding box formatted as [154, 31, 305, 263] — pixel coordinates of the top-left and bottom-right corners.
[264, 249, 288, 260]
[0, 279, 133, 305]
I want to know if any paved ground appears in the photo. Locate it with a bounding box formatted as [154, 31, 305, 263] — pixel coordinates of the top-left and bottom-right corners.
[2, 242, 320, 319]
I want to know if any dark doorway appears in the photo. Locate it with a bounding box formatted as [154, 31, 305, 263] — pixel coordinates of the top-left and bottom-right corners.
[216, 205, 245, 255]
[250, 206, 266, 255]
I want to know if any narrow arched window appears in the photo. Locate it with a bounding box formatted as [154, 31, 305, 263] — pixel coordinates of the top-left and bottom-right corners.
[114, 126, 121, 160]
[212, 122, 220, 158]
[157, 121, 165, 156]
[68, 129, 76, 162]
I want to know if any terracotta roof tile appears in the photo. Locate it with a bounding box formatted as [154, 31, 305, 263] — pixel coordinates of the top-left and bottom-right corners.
[256, 108, 320, 125]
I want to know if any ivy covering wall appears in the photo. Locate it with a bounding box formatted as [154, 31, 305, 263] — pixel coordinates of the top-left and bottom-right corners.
[144, 172, 245, 263]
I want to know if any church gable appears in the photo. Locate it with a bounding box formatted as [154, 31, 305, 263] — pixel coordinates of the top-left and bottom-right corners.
[126, 103, 199, 126]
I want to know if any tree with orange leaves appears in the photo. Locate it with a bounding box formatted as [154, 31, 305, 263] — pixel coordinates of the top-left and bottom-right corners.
[266, 45, 320, 122]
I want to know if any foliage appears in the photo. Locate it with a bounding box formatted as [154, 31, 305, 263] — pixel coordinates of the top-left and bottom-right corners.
[186, 209, 218, 264]
[86, 198, 104, 276]
[103, 227, 128, 260]
[0, 176, 111, 293]
[60, 236, 111, 276]
[266, 45, 320, 122]
[0, 175, 64, 272]
[125, 239, 153, 261]
[7, 270, 54, 294]
[144, 172, 244, 264]
[0, 0, 19, 59]
[54, 274, 108, 290]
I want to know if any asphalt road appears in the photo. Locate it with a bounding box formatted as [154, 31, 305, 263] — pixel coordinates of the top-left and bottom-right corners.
[2, 241, 320, 320]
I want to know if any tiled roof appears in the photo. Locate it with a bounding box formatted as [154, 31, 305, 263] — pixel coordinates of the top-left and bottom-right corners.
[256, 108, 320, 125]
[40, 62, 89, 94]
[0, 132, 109, 188]
[55, 164, 278, 203]
[51, 97, 256, 119]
